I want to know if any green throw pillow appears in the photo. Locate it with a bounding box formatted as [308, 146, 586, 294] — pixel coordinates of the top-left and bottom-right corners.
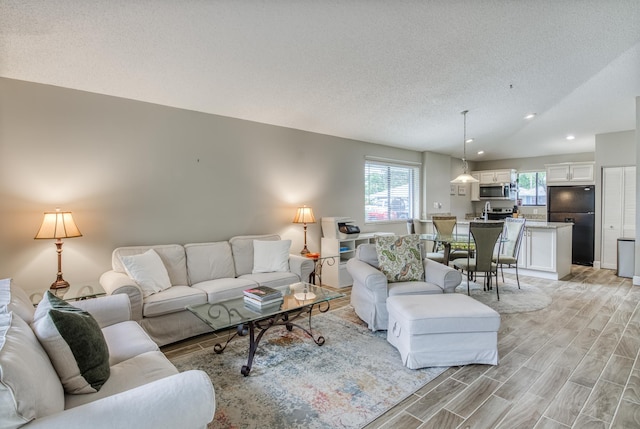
[375, 235, 424, 282]
[32, 291, 110, 394]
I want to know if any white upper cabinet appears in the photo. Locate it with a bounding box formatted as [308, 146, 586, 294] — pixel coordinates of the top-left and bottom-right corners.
[477, 169, 516, 184]
[546, 162, 594, 185]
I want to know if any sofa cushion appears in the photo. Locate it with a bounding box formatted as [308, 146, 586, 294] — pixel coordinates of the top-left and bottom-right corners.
[192, 277, 258, 303]
[355, 243, 379, 268]
[143, 286, 207, 317]
[112, 244, 188, 287]
[120, 249, 172, 298]
[238, 271, 300, 289]
[102, 321, 159, 366]
[185, 241, 236, 284]
[64, 350, 178, 410]
[388, 281, 445, 296]
[0, 278, 35, 324]
[0, 312, 64, 429]
[252, 240, 291, 273]
[229, 234, 280, 276]
[375, 235, 424, 283]
[32, 292, 111, 395]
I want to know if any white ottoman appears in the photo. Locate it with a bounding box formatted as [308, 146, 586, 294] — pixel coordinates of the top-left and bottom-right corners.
[387, 294, 501, 369]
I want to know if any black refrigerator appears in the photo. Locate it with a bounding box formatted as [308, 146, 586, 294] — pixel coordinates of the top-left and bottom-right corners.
[547, 185, 595, 266]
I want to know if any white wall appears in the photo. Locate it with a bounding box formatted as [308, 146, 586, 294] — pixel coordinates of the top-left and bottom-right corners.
[0, 78, 422, 295]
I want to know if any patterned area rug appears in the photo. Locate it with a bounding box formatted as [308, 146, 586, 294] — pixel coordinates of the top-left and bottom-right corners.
[170, 307, 446, 429]
[455, 279, 552, 313]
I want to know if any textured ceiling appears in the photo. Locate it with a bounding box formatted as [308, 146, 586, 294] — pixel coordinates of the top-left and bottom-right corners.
[1, 1, 639, 160]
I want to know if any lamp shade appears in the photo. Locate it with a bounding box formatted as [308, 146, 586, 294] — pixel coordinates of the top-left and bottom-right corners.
[35, 210, 82, 239]
[451, 173, 479, 184]
[292, 206, 316, 224]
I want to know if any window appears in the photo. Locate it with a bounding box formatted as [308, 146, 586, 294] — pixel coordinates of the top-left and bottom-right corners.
[365, 159, 420, 222]
[517, 171, 546, 206]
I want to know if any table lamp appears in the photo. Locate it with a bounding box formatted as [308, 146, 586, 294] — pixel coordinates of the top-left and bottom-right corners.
[292, 205, 316, 255]
[34, 208, 82, 290]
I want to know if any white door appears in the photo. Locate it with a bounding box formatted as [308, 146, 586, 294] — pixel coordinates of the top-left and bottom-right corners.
[601, 166, 636, 270]
[601, 167, 623, 269]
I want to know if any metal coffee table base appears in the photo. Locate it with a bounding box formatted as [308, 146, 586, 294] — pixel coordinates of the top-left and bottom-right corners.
[213, 301, 330, 376]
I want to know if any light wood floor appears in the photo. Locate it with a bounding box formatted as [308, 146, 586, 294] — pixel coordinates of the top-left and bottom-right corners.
[162, 266, 640, 429]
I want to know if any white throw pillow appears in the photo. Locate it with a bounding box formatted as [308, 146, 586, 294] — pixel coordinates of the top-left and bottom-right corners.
[252, 240, 291, 274]
[119, 249, 172, 297]
[0, 312, 65, 429]
[0, 278, 35, 324]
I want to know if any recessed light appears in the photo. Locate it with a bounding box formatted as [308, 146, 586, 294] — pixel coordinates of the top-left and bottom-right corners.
[465, 138, 474, 143]
[566, 135, 575, 140]
[477, 151, 484, 155]
[524, 113, 536, 120]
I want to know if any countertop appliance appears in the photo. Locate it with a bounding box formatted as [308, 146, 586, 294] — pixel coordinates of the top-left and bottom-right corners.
[485, 207, 513, 220]
[547, 185, 595, 266]
[479, 183, 516, 200]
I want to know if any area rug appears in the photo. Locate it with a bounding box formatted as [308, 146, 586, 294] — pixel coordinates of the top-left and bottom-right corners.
[170, 308, 446, 429]
[455, 280, 552, 313]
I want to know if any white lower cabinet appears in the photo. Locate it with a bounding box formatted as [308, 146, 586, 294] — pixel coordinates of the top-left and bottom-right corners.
[516, 225, 572, 280]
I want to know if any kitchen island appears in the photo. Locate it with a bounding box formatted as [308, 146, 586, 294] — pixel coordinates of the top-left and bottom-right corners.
[416, 219, 573, 280]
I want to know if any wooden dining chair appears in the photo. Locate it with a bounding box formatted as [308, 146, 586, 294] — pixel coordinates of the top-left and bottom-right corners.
[453, 221, 505, 299]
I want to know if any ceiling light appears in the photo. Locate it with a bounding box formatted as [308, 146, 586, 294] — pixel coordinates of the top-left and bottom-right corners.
[524, 113, 537, 120]
[566, 135, 575, 140]
[477, 151, 484, 155]
[451, 110, 479, 184]
[465, 138, 474, 143]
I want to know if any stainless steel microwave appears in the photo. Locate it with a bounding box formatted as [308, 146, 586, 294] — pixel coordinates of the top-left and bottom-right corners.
[479, 183, 515, 200]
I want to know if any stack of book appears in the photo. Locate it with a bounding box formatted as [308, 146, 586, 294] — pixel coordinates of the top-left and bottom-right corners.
[243, 286, 283, 311]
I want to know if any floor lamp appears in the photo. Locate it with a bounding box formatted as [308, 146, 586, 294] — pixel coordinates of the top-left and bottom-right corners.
[34, 208, 83, 290]
[293, 205, 316, 255]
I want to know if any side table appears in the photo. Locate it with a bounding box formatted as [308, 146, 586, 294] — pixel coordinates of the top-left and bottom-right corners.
[305, 254, 338, 285]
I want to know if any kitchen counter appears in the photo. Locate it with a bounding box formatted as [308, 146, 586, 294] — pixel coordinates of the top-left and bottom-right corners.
[417, 219, 572, 229]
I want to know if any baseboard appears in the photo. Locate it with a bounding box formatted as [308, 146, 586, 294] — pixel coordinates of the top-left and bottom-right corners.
[593, 261, 601, 269]
[634, 276, 640, 286]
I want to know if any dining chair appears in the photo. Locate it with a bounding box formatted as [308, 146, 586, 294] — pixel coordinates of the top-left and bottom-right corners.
[453, 221, 505, 299]
[425, 216, 458, 263]
[493, 218, 526, 288]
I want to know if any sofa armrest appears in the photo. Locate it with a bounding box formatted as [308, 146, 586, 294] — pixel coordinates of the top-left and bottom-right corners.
[346, 258, 388, 298]
[288, 254, 315, 282]
[423, 258, 462, 293]
[22, 370, 215, 429]
[71, 294, 131, 328]
[99, 270, 144, 321]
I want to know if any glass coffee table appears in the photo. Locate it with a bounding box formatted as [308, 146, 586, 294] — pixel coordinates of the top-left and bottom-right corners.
[187, 282, 344, 376]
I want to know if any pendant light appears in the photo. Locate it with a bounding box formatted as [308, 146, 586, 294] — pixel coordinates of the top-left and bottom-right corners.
[451, 110, 479, 183]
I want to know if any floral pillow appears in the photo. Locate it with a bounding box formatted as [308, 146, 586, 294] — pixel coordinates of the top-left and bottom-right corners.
[375, 235, 424, 282]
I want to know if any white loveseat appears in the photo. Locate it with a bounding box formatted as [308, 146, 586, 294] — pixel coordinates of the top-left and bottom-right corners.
[100, 234, 315, 346]
[346, 243, 463, 331]
[0, 279, 215, 429]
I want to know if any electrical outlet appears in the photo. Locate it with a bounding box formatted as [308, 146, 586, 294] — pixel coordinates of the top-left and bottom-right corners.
[433, 202, 439, 209]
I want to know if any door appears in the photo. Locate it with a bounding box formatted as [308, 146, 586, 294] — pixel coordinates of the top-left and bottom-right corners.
[601, 166, 636, 269]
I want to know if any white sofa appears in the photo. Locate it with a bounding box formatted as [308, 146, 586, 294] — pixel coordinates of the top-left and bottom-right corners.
[0, 279, 215, 429]
[100, 234, 315, 346]
[346, 243, 462, 331]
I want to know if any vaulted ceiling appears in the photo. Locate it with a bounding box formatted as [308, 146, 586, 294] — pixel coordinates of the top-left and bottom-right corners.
[1, 1, 639, 160]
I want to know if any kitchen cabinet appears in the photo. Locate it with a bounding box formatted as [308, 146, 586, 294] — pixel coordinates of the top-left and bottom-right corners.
[546, 162, 594, 185]
[515, 223, 572, 280]
[477, 169, 516, 184]
[601, 166, 636, 270]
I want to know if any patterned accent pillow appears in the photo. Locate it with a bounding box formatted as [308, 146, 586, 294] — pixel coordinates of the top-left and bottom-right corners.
[375, 235, 424, 282]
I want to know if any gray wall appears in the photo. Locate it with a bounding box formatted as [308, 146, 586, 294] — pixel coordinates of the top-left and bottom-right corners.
[0, 78, 425, 295]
